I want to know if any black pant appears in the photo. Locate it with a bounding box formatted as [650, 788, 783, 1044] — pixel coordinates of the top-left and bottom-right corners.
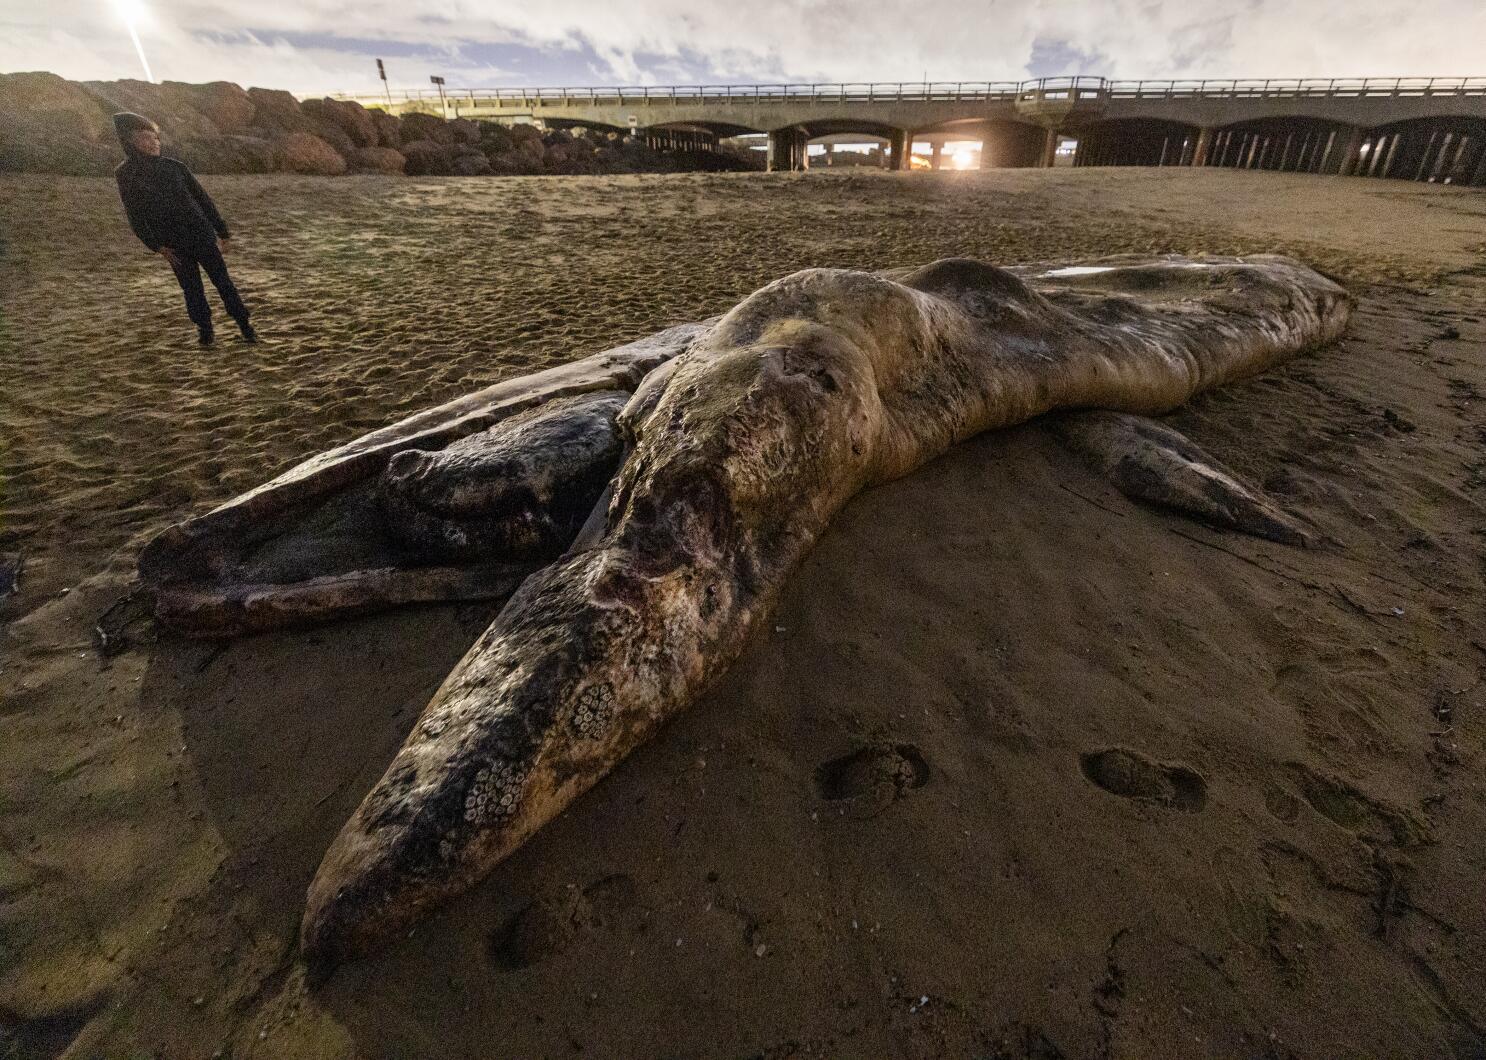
[170, 243, 248, 329]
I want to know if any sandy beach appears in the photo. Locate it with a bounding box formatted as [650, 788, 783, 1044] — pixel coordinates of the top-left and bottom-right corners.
[2, 167, 1485, 1058]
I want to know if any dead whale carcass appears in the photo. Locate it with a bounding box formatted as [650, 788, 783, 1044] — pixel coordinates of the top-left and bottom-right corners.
[267, 255, 1351, 964]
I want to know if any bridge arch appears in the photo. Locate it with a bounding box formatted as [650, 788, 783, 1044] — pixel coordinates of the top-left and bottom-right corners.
[542, 117, 763, 163]
[1205, 115, 1359, 173]
[764, 120, 913, 171]
[795, 121, 899, 170]
[906, 117, 1047, 169]
[1353, 115, 1486, 184]
[544, 116, 739, 142]
[1073, 118, 1201, 167]
[542, 116, 630, 136]
[644, 119, 764, 137]
[789, 118, 901, 139]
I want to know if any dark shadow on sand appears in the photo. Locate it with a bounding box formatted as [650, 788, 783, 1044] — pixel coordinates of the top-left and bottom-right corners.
[144, 602, 502, 946]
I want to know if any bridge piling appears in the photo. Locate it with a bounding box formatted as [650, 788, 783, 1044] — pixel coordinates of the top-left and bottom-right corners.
[1192, 127, 1213, 166]
[1440, 135, 1465, 181]
[1363, 134, 1383, 177]
[1410, 131, 1434, 180]
[766, 128, 807, 172]
[1317, 130, 1336, 172]
[1334, 127, 1360, 175]
[1039, 129, 1058, 168]
[1468, 138, 1484, 184]
[1380, 134, 1401, 178]
[1471, 142, 1486, 184]
[1295, 131, 1315, 172]
[888, 129, 908, 172]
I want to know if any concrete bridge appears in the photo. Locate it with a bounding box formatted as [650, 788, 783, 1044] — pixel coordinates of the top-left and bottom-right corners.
[335, 76, 1486, 185]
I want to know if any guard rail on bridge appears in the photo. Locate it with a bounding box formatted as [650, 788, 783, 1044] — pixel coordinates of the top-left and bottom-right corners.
[337, 76, 1486, 109]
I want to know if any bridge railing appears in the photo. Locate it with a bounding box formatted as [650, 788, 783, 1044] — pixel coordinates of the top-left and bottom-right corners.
[347, 82, 1029, 106]
[1104, 77, 1486, 99]
[332, 76, 1486, 108]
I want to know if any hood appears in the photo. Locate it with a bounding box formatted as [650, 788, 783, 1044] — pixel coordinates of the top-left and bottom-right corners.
[113, 112, 157, 158]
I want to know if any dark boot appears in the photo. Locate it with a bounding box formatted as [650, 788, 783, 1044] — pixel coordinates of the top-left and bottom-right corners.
[198, 324, 215, 347]
[237, 319, 258, 344]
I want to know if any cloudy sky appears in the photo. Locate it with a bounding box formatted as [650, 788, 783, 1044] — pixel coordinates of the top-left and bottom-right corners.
[5, 0, 1482, 97]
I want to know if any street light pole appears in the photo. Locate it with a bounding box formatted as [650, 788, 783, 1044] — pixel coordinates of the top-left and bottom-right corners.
[430, 75, 448, 119]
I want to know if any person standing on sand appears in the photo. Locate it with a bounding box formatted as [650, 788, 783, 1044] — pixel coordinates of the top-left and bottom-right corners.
[112, 112, 257, 347]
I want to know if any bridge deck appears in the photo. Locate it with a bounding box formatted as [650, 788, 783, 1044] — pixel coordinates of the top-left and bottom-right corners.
[330, 76, 1486, 183]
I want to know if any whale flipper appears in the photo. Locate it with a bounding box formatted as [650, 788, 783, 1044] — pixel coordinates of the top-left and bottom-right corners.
[1053, 410, 1311, 546]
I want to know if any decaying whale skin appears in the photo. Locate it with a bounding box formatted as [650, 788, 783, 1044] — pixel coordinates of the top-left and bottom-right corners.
[301, 256, 1350, 964]
[137, 322, 712, 637]
[381, 390, 630, 561]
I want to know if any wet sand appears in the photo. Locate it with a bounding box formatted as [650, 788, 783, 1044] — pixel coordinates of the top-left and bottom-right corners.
[2, 168, 1485, 1058]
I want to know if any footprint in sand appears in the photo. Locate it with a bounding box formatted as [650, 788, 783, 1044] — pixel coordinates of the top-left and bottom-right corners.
[1277, 762, 1431, 848]
[1080, 748, 1207, 813]
[813, 743, 930, 819]
[488, 873, 639, 971]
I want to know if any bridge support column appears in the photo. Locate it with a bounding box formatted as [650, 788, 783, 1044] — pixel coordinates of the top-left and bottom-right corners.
[930, 142, 944, 170]
[1190, 126, 1214, 167]
[1336, 126, 1366, 176]
[1373, 133, 1396, 179]
[888, 129, 908, 172]
[767, 129, 806, 173]
[766, 130, 786, 172]
[1440, 135, 1469, 183]
[1472, 139, 1486, 186]
[1363, 134, 1385, 177]
[1039, 129, 1059, 168]
[977, 123, 997, 169]
[1315, 130, 1338, 173]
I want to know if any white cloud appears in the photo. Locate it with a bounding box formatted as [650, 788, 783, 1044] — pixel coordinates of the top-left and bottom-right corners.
[3, 0, 1483, 96]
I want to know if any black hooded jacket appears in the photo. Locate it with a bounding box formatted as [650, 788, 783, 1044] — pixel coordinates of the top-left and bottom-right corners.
[113, 114, 230, 253]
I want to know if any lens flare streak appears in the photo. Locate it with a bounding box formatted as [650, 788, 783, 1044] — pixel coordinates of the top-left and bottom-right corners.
[114, 0, 156, 83]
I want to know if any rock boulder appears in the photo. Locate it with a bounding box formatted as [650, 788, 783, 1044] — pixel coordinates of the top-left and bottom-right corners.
[449, 147, 492, 175]
[447, 117, 481, 145]
[0, 71, 116, 174]
[302, 97, 377, 149]
[174, 134, 276, 174]
[369, 109, 402, 149]
[400, 112, 456, 146]
[273, 131, 348, 175]
[185, 81, 256, 134]
[248, 87, 314, 136]
[347, 146, 407, 174]
[82, 79, 223, 141]
[400, 138, 454, 175]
